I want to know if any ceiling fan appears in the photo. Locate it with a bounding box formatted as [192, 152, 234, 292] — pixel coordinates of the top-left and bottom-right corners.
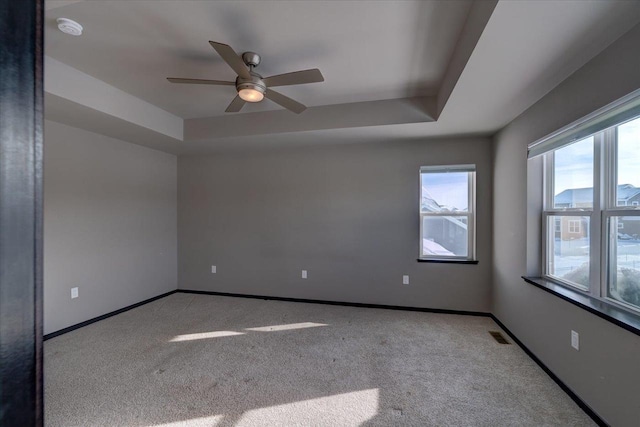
[167, 41, 324, 114]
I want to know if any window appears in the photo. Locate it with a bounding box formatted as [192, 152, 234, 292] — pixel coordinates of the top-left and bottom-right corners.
[419, 165, 476, 261]
[530, 89, 640, 313]
[568, 220, 581, 234]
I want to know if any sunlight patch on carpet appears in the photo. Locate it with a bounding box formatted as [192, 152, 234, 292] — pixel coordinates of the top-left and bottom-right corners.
[244, 322, 328, 332]
[147, 414, 225, 426]
[234, 388, 379, 426]
[147, 389, 378, 427]
[169, 331, 245, 342]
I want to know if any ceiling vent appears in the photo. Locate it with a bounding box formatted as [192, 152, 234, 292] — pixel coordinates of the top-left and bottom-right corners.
[57, 18, 83, 36]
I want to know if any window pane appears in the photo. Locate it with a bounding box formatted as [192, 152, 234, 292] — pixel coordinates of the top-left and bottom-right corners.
[608, 216, 640, 310]
[616, 117, 640, 207]
[553, 137, 594, 209]
[422, 216, 468, 257]
[546, 216, 590, 289]
[421, 172, 468, 212]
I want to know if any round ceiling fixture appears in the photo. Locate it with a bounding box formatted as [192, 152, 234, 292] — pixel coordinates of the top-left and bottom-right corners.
[57, 18, 83, 36]
[236, 73, 266, 103]
[238, 87, 264, 103]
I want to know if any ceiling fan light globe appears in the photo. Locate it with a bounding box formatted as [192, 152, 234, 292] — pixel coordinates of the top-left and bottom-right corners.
[238, 88, 264, 103]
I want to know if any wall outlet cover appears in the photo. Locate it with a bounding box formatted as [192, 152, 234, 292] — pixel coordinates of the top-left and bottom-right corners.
[71, 287, 78, 299]
[403, 275, 409, 285]
[302, 270, 307, 279]
[211, 265, 217, 274]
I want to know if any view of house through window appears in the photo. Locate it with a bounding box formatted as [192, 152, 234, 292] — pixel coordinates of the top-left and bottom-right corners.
[610, 116, 640, 309]
[420, 166, 475, 261]
[543, 114, 640, 311]
[546, 136, 594, 289]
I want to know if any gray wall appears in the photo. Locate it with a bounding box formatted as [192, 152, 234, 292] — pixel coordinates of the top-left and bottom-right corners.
[492, 24, 640, 426]
[44, 120, 177, 335]
[178, 137, 492, 312]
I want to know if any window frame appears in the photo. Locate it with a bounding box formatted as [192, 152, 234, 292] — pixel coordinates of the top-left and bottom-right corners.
[541, 118, 640, 314]
[419, 165, 476, 262]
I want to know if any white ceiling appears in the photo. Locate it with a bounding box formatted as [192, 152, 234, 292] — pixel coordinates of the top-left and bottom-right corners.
[45, 0, 471, 119]
[44, 0, 640, 154]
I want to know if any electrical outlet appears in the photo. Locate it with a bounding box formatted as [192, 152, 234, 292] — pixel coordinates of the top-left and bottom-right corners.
[211, 265, 217, 274]
[403, 275, 409, 285]
[571, 330, 579, 350]
[71, 287, 78, 299]
[301, 270, 307, 279]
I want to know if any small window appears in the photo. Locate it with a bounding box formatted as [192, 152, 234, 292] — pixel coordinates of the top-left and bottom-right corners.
[568, 220, 581, 234]
[420, 165, 476, 261]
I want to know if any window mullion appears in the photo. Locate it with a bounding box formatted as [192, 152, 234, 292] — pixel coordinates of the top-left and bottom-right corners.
[601, 128, 617, 299]
[544, 153, 554, 210]
[604, 128, 618, 209]
[470, 172, 476, 260]
[590, 133, 603, 296]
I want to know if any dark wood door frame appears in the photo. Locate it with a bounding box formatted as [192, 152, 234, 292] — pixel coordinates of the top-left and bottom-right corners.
[0, 0, 44, 425]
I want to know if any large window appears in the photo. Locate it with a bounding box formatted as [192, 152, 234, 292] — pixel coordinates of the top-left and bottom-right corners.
[419, 165, 476, 261]
[535, 94, 640, 312]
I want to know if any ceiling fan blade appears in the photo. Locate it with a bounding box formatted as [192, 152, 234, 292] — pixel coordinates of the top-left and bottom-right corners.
[209, 41, 251, 79]
[167, 77, 235, 86]
[225, 95, 246, 113]
[263, 69, 324, 87]
[265, 89, 306, 114]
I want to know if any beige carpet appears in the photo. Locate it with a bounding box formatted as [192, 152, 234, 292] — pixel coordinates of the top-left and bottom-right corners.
[44, 293, 594, 426]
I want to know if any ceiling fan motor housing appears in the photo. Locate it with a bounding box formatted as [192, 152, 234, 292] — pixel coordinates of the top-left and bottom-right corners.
[236, 72, 267, 95]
